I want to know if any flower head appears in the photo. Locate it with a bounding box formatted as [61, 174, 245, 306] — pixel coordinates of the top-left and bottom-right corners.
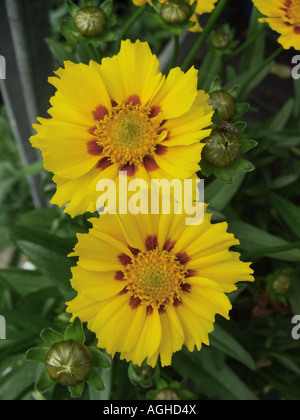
[66, 209, 254, 367]
[132, 0, 218, 32]
[30, 40, 213, 217]
[74, 6, 108, 38]
[252, 0, 300, 50]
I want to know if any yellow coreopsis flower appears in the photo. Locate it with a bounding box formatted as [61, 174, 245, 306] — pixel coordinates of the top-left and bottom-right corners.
[67, 209, 254, 367]
[132, 0, 218, 32]
[252, 0, 300, 50]
[30, 40, 213, 217]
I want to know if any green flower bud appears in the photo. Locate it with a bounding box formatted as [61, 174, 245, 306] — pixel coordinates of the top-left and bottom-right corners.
[44, 340, 93, 387]
[160, 0, 191, 25]
[203, 128, 241, 168]
[128, 362, 159, 388]
[155, 389, 181, 400]
[211, 32, 231, 49]
[74, 6, 107, 38]
[272, 274, 292, 296]
[208, 90, 236, 121]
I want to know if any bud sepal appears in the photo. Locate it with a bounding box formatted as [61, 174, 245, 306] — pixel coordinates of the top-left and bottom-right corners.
[59, 0, 117, 49]
[266, 269, 295, 305]
[200, 77, 257, 183]
[147, 378, 193, 400]
[148, 0, 197, 35]
[26, 317, 110, 399]
[128, 361, 160, 388]
[201, 122, 256, 183]
[209, 24, 239, 56]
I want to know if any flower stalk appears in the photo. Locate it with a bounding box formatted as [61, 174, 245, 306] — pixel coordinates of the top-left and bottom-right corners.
[118, 5, 147, 50]
[239, 46, 284, 97]
[181, 0, 229, 72]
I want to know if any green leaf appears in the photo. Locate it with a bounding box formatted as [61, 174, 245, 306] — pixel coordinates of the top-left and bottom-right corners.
[228, 283, 247, 302]
[16, 207, 61, 230]
[235, 103, 250, 119]
[229, 220, 300, 261]
[64, 317, 85, 343]
[9, 225, 76, 256]
[239, 7, 266, 73]
[206, 172, 246, 211]
[87, 369, 105, 392]
[45, 38, 75, 65]
[229, 157, 255, 173]
[100, 0, 113, 16]
[13, 241, 74, 299]
[173, 349, 258, 400]
[235, 121, 247, 136]
[240, 139, 258, 154]
[200, 158, 213, 177]
[269, 193, 300, 239]
[213, 167, 233, 183]
[65, 0, 80, 17]
[9, 225, 76, 299]
[26, 347, 49, 363]
[20, 161, 44, 176]
[99, 31, 118, 42]
[268, 99, 294, 133]
[36, 368, 56, 393]
[0, 269, 53, 297]
[210, 324, 256, 370]
[69, 383, 85, 399]
[271, 353, 300, 375]
[209, 76, 222, 92]
[41, 328, 64, 347]
[228, 85, 240, 98]
[1, 310, 46, 335]
[0, 359, 38, 400]
[89, 347, 111, 369]
[271, 174, 299, 189]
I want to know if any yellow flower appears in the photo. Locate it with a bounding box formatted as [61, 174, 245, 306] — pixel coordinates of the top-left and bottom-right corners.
[252, 0, 300, 50]
[66, 209, 254, 367]
[132, 0, 218, 32]
[30, 40, 213, 217]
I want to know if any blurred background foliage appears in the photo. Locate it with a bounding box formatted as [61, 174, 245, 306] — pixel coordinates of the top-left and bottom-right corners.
[0, 0, 299, 400]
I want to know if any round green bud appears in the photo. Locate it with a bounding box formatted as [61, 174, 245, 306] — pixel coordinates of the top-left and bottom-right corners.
[203, 128, 241, 168]
[155, 388, 181, 400]
[272, 274, 292, 296]
[160, 0, 191, 25]
[208, 90, 236, 121]
[211, 32, 231, 49]
[44, 340, 93, 387]
[74, 6, 107, 38]
[128, 362, 159, 388]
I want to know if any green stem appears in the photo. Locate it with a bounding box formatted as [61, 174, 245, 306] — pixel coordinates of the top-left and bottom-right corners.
[239, 46, 284, 96]
[117, 5, 147, 50]
[225, 27, 265, 62]
[181, 0, 229, 72]
[242, 240, 300, 260]
[167, 35, 179, 73]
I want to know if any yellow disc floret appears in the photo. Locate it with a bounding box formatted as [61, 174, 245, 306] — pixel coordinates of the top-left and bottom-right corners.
[94, 103, 167, 166]
[124, 249, 187, 308]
